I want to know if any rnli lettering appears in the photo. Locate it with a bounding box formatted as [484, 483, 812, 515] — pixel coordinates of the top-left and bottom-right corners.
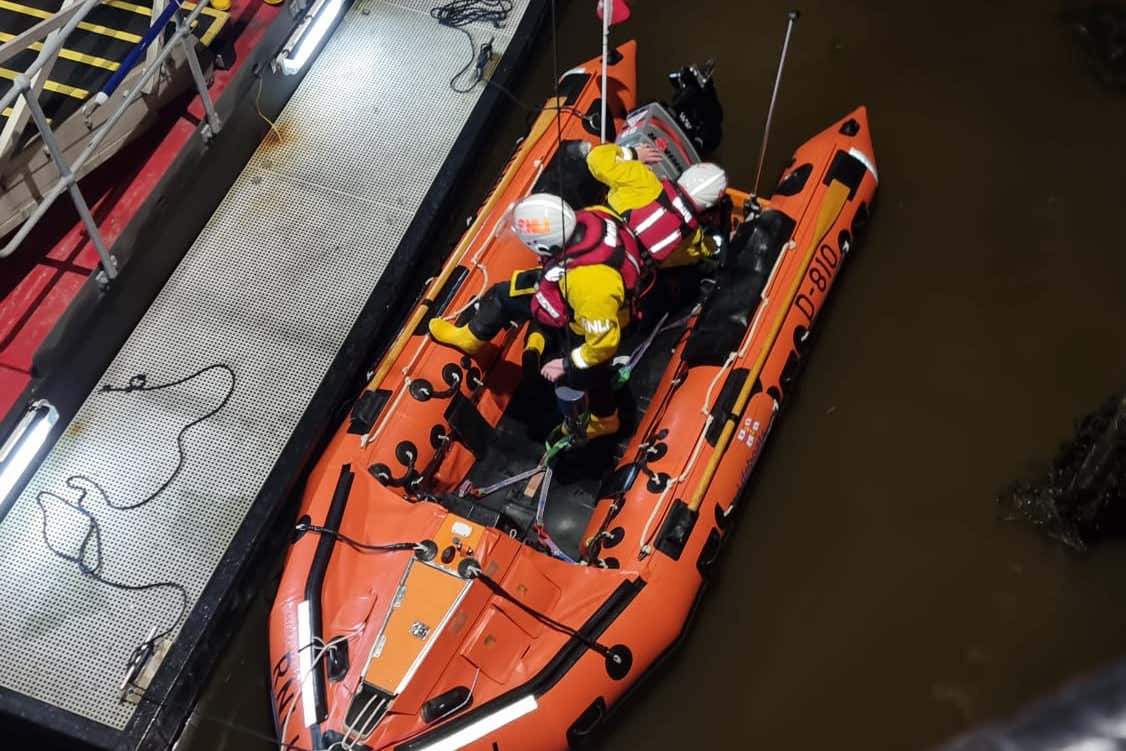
[272, 652, 299, 745]
[794, 241, 842, 326]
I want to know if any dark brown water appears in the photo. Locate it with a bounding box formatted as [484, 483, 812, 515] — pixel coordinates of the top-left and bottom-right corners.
[179, 0, 1126, 748]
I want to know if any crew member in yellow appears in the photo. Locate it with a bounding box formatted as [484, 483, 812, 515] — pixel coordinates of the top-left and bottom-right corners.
[428, 193, 648, 439]
[585, 142, 728, 267]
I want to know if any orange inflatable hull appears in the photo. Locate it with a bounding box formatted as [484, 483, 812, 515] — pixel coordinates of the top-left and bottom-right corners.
[269, 41, 877, 751]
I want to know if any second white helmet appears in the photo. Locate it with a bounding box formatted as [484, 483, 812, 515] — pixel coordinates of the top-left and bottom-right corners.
[512, 193, 576, 256]
[677, 163, 728, 210]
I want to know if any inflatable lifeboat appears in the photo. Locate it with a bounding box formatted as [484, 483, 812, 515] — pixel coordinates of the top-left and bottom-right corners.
[269, 41, 877, 751]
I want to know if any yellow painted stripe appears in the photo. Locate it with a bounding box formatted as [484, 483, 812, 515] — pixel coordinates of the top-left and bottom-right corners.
[0, 67, 89, 99]
[76, 19, 142, 42]
[0, 0, 143, 43]
[103, 0, 227, 22]
[0, 31, 119, 70]
[102, 0, 151, 14]
[88, 0, 229, 47]
[197, 8, 225, 45]
[1, 106, 52, 122]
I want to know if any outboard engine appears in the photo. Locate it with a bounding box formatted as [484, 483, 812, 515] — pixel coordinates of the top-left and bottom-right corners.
[615, 60, 724, 181]
[667, 59, 724, 154]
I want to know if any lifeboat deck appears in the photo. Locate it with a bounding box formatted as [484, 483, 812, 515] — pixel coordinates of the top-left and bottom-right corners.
[0, 0, 544, 746]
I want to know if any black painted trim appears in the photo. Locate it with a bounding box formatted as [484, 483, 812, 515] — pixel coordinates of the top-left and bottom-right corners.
[304, 464, 355, 725]
[414, 265, 471, 336]
[822, 149, 867, 200]
[705, 368, 749, 446]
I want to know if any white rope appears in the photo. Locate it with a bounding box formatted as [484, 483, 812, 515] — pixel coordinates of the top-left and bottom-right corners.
[441, 262, 490, 322]
[701, 352, 736, 416]
[277, 630, 361, 751]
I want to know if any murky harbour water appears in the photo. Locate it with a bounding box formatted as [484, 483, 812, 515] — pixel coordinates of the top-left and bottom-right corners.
[179, 0, 1126, 748]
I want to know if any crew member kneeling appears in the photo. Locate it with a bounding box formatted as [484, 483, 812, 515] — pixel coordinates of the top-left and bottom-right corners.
[586, 142, 728, 267]
[428, 193, 645, 440]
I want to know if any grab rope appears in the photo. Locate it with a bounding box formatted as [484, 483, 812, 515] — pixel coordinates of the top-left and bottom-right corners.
[440, 261, 490, 322]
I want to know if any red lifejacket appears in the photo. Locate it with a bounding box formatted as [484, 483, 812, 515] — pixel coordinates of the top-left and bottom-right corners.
[623, 178, 700, 262]
[530, 208, 648, 329]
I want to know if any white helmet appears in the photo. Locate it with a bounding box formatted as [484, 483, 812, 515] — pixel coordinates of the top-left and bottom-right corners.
[677, 163, 728, 210]
[512, 193, 576, 256]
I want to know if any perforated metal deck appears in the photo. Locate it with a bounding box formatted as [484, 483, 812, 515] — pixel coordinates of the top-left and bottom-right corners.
[0, 0, 531, 736]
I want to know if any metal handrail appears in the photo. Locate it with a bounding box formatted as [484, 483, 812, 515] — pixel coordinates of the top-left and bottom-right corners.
[0, 0, 223, 278]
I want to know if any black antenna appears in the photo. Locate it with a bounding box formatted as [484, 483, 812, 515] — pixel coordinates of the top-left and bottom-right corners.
[752, 10, 800, 199]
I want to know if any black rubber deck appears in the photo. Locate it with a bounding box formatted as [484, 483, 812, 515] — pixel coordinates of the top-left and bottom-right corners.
[461, 266, 708, 560]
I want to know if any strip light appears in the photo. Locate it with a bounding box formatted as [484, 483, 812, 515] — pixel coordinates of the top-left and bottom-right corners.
[848, 147, 879, 184]
[296, 600, 319, 728]
[0, 400, 57, 515]
[277, 0, 346, 75]
[414, 695, 538, 751]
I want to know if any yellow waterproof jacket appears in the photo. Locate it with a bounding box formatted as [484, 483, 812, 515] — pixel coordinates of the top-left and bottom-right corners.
[560, 264, 630, 369]
[515, 263, 630, 370]
[585, 144, 714, 268]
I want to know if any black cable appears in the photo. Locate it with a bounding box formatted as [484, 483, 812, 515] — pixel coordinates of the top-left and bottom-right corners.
[467, 566, 617, 660]
[431, 0, 514, 93]
[33, 364, 236, 680]
[431, 0, 600, 129]
[36, 478, 190, 644]
[98, 364, 236, 510]
[295, 527, 616, 660]
[485, 74, 599, 128]
[294, 523, 423, 554]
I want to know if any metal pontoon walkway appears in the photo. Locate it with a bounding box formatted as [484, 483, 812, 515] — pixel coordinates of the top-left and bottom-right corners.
[0, 0, 541, 746]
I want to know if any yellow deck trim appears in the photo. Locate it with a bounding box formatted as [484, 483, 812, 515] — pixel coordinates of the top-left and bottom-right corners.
[102, 0, 230, 45]
[102, 0, 151, 15]
[0, 31, 119, 70]
[75, 18, 142, 42]
[188, 3, 227, 46]
[1, 106, 52, 122]
[0, 0, 143, 43]
[0, 0, 227, 49]
[0, 67, 89, 99]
